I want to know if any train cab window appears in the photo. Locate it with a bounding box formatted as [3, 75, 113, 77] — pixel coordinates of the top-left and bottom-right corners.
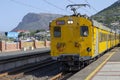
[80, 26, 88, 37]
[54, 27, 61, 37]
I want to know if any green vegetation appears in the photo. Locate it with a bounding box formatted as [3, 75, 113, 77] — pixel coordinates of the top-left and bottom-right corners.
[18, 29, 50, 41]
[92, 0, 120, 29]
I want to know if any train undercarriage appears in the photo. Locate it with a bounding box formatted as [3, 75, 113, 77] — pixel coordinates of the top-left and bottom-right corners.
[57, 54, 93, 71]
[56, 47, 116, 71]
[57, 54, 102, 71]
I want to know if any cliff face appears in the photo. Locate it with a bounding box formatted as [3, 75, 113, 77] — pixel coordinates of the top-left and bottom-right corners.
[12, 13, 61, 31]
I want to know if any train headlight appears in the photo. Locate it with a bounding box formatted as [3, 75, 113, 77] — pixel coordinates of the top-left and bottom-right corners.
[67, 20, 73, 24]
[87, 47, 91, 52]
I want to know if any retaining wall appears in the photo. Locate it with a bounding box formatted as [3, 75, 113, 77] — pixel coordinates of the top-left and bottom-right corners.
[0, 40, 50, 52]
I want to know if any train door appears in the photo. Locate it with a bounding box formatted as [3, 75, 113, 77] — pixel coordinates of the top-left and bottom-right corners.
[94, 28, 99, 56]
[106, 34, 108, 50]
[62, 25, 77, 53]
[109, 33, 111, 49]
[64, 26, 75, 41]
[115, 33, 116, 45]
[111, 34, 113, 47]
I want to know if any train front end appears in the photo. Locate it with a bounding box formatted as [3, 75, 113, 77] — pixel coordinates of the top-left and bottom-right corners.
[50, 15, 93, 71]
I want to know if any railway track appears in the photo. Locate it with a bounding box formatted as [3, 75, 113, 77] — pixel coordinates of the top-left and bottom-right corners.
[0, 50, 61, 80]
[0, 50, 52, 79]
[0, 48, 118, 80]
[0, 58, 59, 80]
[0, 50, 50, 65]
[0, 50, 50, 73]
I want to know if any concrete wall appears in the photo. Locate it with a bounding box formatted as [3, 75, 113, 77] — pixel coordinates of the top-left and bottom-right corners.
[0, 40, 50, 52]
[45, 40, 51, 47]
[20, 41, 34, 50]
[0, 41, 2, 51]
[34, 40, 45, 48]
[5, 42, 20, 51]
[0, 41, 5, 52]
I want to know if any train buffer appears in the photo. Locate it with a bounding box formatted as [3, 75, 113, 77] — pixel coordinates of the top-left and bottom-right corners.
[68, 47, 120, 80]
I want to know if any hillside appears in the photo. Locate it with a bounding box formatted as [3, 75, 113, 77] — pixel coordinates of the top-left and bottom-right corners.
[12, 13, 61, 31]
[92, 0, 120, 28]
[13, 0, 120, 31]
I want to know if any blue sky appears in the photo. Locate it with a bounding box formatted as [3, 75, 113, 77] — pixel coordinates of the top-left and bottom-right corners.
[0, 0, 118, 31]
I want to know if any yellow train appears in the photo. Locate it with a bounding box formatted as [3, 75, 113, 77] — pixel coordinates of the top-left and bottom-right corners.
[50, 4, 120, 71]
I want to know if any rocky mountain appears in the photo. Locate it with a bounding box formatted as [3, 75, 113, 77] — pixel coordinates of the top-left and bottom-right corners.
[12, 13, 62, 31]
[13, 0, 120, 31]
[92, 0, 120, 28]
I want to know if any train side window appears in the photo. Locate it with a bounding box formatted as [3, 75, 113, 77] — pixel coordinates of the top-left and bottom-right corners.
[99, 32, 102, 42]
[54, 27, 61, 37]
[80, 26, 88, 37]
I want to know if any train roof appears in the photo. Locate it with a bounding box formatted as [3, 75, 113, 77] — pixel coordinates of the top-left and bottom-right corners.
[92, 20, 117, 33]
[92, 20, 120, 34]
[92, 20, 110, 31]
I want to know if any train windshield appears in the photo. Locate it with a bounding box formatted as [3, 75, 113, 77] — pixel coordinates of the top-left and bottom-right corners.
[54, 27, 61, 37]
[80, 26, 88, 37]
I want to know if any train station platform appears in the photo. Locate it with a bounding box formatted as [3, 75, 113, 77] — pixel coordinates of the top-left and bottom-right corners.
[0, 48, 50, 60]
[68, 47, 120, 80]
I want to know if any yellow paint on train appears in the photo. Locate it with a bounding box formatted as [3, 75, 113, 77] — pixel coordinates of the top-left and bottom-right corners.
[50, 15, 120, 60]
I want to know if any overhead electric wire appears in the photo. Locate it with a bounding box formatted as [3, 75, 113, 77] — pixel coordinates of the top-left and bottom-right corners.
[84, 0, 98, 12]
[43, 0, 67, 12]
[10, 0, 50, 12]
[68, 0, 75, 3]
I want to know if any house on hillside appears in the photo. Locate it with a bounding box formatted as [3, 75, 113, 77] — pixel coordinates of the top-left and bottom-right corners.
[35, 30, 50, 41]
